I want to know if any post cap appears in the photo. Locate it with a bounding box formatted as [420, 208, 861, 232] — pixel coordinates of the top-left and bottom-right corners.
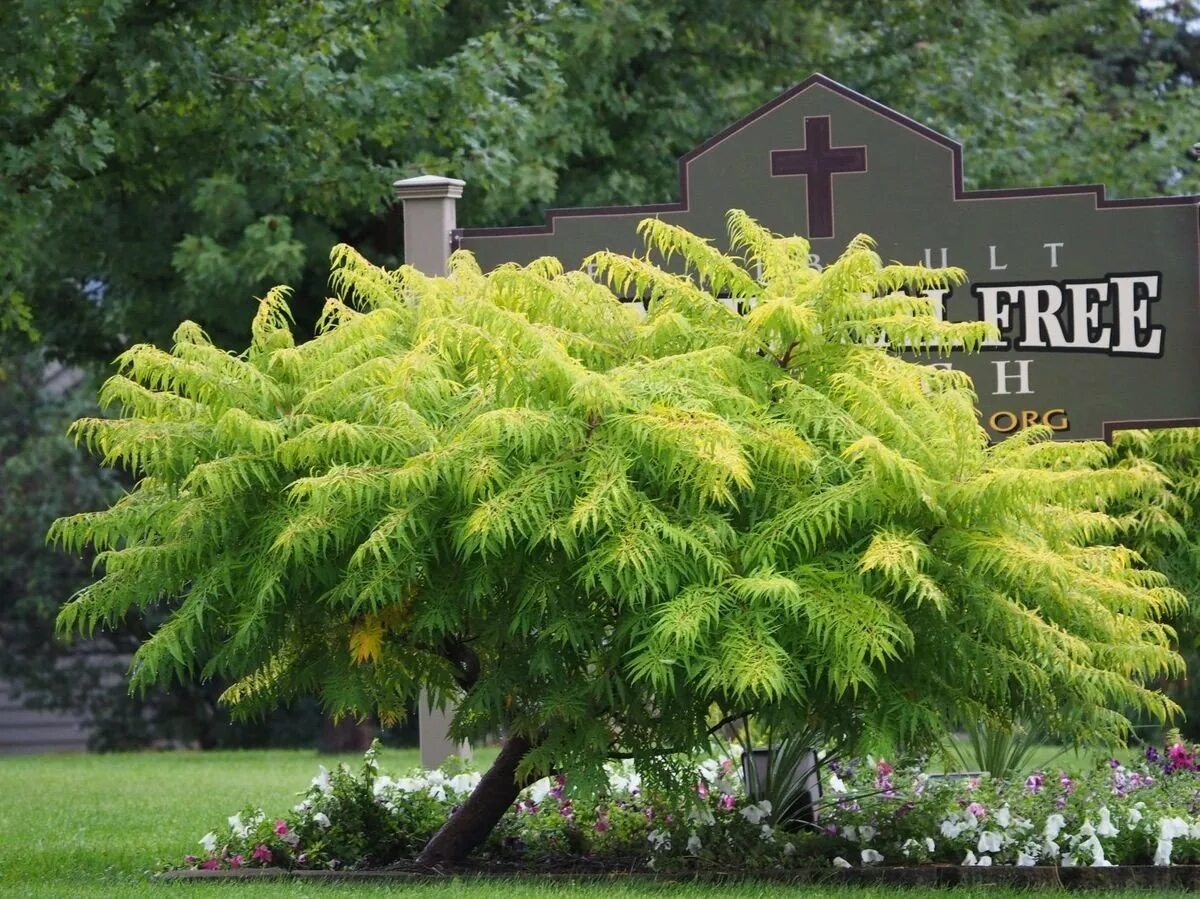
[394, 174, 466, 201]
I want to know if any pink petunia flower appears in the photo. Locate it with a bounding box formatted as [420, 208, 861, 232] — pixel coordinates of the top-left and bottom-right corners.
[229, 855, 244, 869]
[252, 844, 273, 864]
[720, 794, 736, 810]
[274, 819, 289, 836]
[200, 858, 221, 870]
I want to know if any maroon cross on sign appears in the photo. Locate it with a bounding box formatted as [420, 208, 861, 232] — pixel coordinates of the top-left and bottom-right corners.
[771, 117, 867, 239]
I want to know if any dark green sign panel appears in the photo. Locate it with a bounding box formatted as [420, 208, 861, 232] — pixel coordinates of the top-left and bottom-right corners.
[456, 74, 1200, 441]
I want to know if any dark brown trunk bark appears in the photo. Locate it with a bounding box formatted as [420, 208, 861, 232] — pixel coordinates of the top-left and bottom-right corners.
[415, 733, 534, 868]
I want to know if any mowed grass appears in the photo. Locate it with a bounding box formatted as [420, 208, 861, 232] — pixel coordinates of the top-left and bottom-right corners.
[0, 747, 1188, 898]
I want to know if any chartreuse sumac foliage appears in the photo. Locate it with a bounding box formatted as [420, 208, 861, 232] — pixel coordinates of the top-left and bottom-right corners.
[52, 212, 1181, 860]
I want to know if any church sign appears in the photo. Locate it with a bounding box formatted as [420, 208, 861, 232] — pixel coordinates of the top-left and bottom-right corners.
[452, 74, 1200, 442]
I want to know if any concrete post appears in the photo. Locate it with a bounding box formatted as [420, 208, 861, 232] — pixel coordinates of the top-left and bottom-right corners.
[395, 174, 472, 770]
[394, 175, 465, 276]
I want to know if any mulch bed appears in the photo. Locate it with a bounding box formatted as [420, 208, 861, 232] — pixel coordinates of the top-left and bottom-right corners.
[159, 862, 1200, 889]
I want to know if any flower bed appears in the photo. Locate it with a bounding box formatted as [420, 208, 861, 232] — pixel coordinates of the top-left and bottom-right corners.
[176, 740, 1200, 874]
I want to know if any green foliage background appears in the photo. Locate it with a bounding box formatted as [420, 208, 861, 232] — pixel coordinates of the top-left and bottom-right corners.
[7, 0, 1200, 748]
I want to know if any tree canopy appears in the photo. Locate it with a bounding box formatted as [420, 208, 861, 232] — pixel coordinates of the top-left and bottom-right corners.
[4, 0, 1198, 361]
[53, 214, 1184, 861]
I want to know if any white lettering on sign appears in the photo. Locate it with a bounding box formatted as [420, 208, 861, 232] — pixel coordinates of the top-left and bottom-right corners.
[993, 360, 1034, 396]
[924, 247, 949, 267]
[989, 245, 1008, 271]
[1044, 242, 1064, 268]
[1014, 285, 1070, 349]
[966, 273, 1164, 357]
[975, 285, 1015, 348]
[1111, 274, 1164, 355]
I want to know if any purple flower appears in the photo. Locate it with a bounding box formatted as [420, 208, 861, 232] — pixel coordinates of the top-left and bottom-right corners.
[1059, 774, 1075, 794]
[1146, 745, 1160, 763]
[720, 794, 735, 811]
[1025, 773, 1044, 794]
[1055, 796, 1067, 809]
[1109, 758, 1121, 769]
[1168, 742, 1196, 773]
[967, 802, 987, 821]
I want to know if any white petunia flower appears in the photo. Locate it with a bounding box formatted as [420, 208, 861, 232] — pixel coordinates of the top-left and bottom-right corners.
[977, 830, 1002, 853]
[199, 832, 218, 853]
[1043, 839, 1061, 859]
[924, 837, 935, 852]
[228, 814, 249, 838]
[687, 807, 716, 827]
[1097, 808, 1119, 838]
[313, 812, 331, 829]
[1160, 817, 1189, 840]
[858, 824, 876, 844]
[1154, 838, 1174, 866]
[783, 841, 796, 856]
[647, 829, 671, 852]
[687, 833, 702, 855]
[861, 849, 884, 865]
[760, 824, 775, 842]
[828, 773, 847, 794]
[528, 778, 553, 804]
[962, 850, 978, 866]
[740, 800, 772, 826]
[1043, 814, 1066, 841]
[994, 806, 1012, 829]
[1017, 851, 1037, 866]
[449, 773, 478, 796]
[310, 766, 332, 794]
[940, 818, 963, 839]
[842, 825, 858, 842]
[833, 856, 852, 868]
[1128, 806, 1144, 827]
[977, 855, 992, 867]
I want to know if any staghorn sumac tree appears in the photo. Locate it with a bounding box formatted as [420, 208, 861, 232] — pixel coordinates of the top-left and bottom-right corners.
[53, 213, 1183, 864]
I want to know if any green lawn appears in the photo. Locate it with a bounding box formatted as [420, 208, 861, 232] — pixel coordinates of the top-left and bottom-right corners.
[0, 747, 1187, 898]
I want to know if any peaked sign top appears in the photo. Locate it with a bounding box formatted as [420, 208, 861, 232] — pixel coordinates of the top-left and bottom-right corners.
[453, 74, 1200, 442]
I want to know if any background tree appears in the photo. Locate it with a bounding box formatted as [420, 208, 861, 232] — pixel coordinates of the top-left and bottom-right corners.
[0, 351, 341, 748]
[9, 0, 1200, 750]
[53, 216, 1183, 863]
[1113, 427, 1200, 739]
[4, 0, 1197, 362]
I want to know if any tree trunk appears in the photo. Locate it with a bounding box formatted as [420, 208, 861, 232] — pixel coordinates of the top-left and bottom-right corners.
[415, 733, 534, 868]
